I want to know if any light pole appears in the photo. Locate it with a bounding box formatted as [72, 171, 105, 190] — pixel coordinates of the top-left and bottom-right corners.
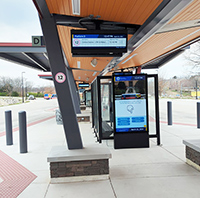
[21, 72, 25, 103]
[196, 80, 198, 100]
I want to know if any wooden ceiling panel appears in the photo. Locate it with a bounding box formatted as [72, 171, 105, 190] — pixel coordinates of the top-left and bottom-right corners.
[46, 0, 162, 25]
[46, 0, 72, 15]
[169, 0, 200, 24]
[118, 26, 200, 69]
[72, 70, 98, 82]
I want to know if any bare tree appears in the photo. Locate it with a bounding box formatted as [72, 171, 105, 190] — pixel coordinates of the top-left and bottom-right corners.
[158, 71, 169, 96]
[44, 86, 55, 94]
[0, 76, 36, 96]
[0, 76, 13, 96]
[184, 42, 200, 72]
[12, 77, 22, 93]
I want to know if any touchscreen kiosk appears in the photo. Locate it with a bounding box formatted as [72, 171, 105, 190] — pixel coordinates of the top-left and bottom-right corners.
[112, 73, 149, 149]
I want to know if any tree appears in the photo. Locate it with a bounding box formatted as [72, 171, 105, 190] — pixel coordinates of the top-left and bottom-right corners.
[0, 76, 36, 96]
[184, 42, 200, 72]
[44, 86, 55, 94]
[158, 71, 169, 97]
[12, 77, 22, 93]
[0, 77, 13, 96]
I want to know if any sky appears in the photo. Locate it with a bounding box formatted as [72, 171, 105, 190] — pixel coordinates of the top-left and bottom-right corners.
[0, 0, 53, 87]
[0, 0, 197, 86]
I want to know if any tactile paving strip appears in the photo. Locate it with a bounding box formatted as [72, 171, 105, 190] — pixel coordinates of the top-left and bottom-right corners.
[0, 150, 37, 198]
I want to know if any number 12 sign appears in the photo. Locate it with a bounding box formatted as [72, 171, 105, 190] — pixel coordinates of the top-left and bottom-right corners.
[55, 72, 66, 83]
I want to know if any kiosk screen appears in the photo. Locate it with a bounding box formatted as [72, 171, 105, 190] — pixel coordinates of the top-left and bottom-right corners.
[113, 74, 148, 132]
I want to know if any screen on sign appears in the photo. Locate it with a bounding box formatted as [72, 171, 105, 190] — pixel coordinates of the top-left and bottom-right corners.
[71, 30, 127, 57]
[113, 74, 148, 133]
[78, 83, 89, 88]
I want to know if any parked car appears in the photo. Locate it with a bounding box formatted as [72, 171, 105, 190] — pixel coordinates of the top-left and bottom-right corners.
[44, 94, 51, 100]
[51, 94, 57, 99]
[44, 94, 57, 100]
[28, 95, 36, 100]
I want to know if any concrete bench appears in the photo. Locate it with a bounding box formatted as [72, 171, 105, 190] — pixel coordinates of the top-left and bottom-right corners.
[47, 144, 111, 183]
[183, 139, 200, 171]
[80, 105, 86, 110]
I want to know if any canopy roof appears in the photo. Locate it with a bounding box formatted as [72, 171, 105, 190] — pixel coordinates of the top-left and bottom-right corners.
[1, 0, 200, 83]
[0, 43, 49, 72]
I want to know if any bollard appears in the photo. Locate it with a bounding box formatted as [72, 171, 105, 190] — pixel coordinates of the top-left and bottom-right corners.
[19, 111, 27, 153]
[197, 102, 200, 129]
[167, 101, 172, 125]
[5, 110, 13, 145]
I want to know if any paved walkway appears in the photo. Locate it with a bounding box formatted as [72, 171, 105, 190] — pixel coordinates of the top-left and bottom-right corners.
[0, 108, 200, 198]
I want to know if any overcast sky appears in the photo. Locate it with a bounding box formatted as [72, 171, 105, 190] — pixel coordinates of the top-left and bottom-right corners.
[0, 0, 195, 86]
[0, 0, 53, 87]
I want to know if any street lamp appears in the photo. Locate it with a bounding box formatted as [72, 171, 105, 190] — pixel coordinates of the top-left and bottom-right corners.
[21, 72, 25, 103]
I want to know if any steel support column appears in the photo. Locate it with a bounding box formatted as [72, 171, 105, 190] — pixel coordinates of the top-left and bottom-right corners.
[35, 0, 83, 149]
[67, 68, 81, 114]
[136, 66, 142, 74]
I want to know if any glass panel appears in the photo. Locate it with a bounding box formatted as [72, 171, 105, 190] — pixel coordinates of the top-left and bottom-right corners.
[148, 77, 156, 135]
[100, 78, 113, 139]
[101, 84, 110, 121]
[85, 91, 91, 107]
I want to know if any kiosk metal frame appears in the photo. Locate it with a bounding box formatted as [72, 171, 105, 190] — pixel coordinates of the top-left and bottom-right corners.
[91, 74, 160, 146]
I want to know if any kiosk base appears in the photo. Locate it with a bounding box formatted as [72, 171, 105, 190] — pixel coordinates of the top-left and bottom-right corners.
[114, 132, 149, 149]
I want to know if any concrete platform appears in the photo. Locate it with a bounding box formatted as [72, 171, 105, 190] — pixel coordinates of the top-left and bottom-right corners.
[1, 99, 200, 198]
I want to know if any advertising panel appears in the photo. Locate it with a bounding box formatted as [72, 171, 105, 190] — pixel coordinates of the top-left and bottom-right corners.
[113, 74, 148, 133]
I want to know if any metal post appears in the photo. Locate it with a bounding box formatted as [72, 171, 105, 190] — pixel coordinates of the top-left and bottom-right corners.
[5, 110, 13, 145]
[167, 101, 172, 125]
[197, 102, 200, 129]
[19, 111, 27, 153]
[21, 72, 25, 103]
[154, 74, 160, 145]
[196, 80, 198, 100]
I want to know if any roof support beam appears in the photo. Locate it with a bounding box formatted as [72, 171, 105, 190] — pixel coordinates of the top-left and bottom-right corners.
[71, 68, 101, 73]
[0, 53, 41, 70]
[54, 14, 140, 34]
[67, 68, 81, 114]
[142, 36, 200, 69]
[142, 49, 185, 69]
[100, 0, 193, 75]
[0, 46, 46, 53]
[22, 52, 48, 71]
[34, 0, 83, 149]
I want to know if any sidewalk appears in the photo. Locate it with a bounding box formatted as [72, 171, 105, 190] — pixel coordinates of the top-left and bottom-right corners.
[0, 114, 200, 198]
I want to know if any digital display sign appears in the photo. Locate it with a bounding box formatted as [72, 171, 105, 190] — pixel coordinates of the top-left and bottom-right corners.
[78, 83, 90, 88]
[72, 34, 127, 49]
[113, 74, 148, 133]
[71, 30, 127, 57]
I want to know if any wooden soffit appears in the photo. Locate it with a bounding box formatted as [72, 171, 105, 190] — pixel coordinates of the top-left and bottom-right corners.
[44, 0, 200, 82]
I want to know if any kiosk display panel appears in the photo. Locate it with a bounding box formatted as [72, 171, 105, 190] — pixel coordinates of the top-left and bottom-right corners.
[113, 73, 148, 133]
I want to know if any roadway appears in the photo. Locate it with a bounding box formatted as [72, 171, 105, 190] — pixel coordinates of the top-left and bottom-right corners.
[0, 98, 58, 134]
[0, 97, 199, 135]
[159, 98, 199, 126]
